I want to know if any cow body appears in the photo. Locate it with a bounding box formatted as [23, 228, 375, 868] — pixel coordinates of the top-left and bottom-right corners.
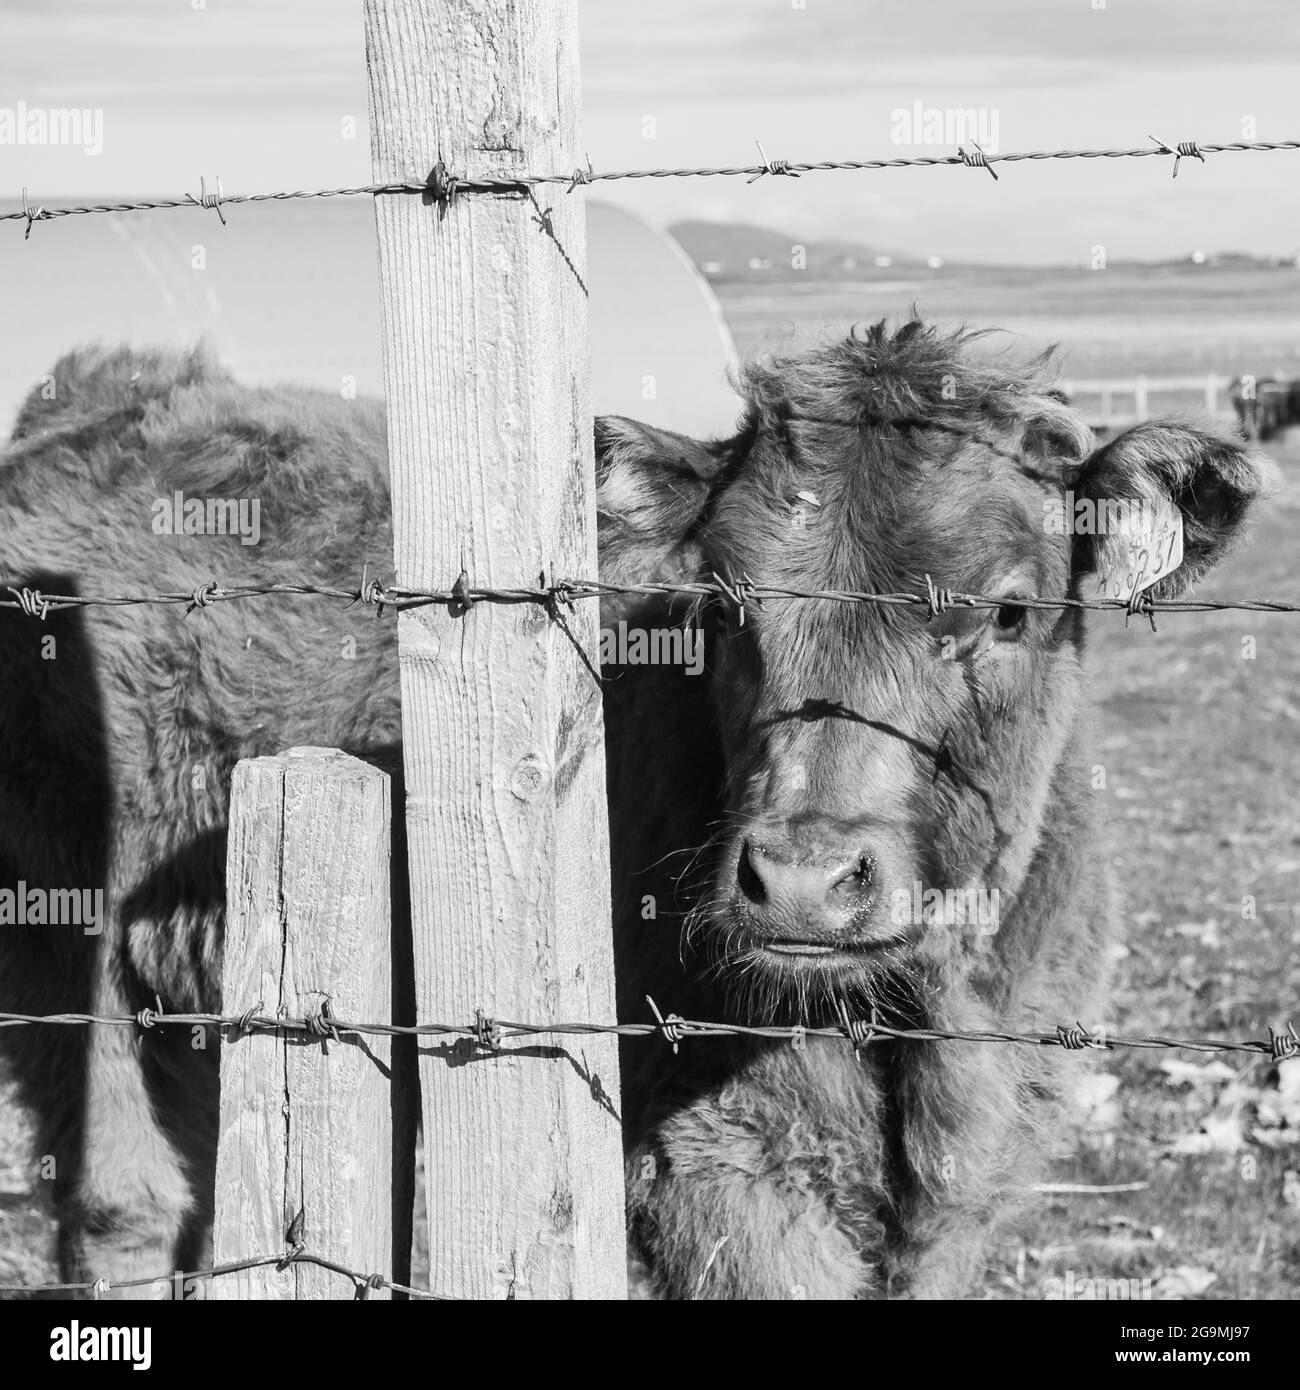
[1229, 375, 1296, 441]
[0, 346, 402, 1286]
[0, 328, 1266, 1298]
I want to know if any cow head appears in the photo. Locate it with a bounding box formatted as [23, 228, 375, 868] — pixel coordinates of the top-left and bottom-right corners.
[595, 321, 1269, 1014]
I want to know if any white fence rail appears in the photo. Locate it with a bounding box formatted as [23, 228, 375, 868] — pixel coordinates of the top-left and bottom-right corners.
[1061, 373, 1236, 429]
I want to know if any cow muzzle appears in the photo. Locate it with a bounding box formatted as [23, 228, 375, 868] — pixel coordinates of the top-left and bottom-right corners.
[722, 825, 912, 964]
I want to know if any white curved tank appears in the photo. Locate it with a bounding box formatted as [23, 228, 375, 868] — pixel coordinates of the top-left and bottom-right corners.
[586, 200, 741, 441]
[0, 195, 742, 442]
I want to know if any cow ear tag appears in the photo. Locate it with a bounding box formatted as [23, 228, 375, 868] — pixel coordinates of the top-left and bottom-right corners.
[1092, 497, 1184, 605]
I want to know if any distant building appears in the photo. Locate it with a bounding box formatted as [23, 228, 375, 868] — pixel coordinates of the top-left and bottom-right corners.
[703, 259, 723, 275]
[747, 256, 773, 271]
[927, 255, 944, 269]
[1190, 249, 1208, 265]
[873, 255, 893, 268]
[840, 256, 858, 270]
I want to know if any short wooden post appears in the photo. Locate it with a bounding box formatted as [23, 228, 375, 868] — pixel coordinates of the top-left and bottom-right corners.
[1134, 375, 1149, 419]
[1205, 374, 1218, 415]
[365, 0, 627, 1299]
[214, 747, 393, 1300]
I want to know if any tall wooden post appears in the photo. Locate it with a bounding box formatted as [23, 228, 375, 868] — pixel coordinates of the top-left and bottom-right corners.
[364, 1, 626, 1298]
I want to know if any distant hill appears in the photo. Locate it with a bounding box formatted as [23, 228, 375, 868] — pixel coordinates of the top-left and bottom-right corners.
[668, 219, 931, 281]
[666, 219, 1300, 280]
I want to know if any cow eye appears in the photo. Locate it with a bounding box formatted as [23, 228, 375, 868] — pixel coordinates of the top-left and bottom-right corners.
[995, 602, 1026, 630]
[991, 602, 1028, 640]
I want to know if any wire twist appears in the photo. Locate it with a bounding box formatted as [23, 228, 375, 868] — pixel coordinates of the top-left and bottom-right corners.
[1149, 135, 1207, 178]
[646, 995, 688, 1053]
[959, 141, 999, 180]
[20, 187, 49, 239]
[473, 1008, 503, 1051]
[185, 175, 227, 224]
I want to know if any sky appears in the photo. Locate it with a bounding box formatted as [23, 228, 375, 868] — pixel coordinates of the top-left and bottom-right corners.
[1, 0, 1299, 264]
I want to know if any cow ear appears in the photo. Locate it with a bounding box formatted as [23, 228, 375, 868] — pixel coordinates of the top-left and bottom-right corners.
[1070, 420, 1275, 598]
[594, 415, 738, 588]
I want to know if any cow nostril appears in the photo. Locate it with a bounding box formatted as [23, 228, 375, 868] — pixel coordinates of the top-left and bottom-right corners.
[736, 841, 767, 906]
[830, 854, 876, 901]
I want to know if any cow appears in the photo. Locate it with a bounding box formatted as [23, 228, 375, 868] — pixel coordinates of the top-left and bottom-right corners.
[0, 322, 1269, 1299]
[1229, 374, 1294, 442]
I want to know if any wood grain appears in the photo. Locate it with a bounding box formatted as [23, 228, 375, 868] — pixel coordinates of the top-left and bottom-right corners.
[364, 0, 626, 1299]
[214, 748, 392, 1299]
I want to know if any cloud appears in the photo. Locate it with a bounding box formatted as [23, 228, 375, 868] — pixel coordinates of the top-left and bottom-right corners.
[582, 0, 1300, 101]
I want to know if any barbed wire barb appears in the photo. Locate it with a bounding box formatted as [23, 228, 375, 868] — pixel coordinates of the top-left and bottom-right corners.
[748, 139, 799, 183]
[20, 186, 49, 239]
[1149, 135, 1206, 178]
[186, 174, 227, 224]
[959, 141, 999, 180]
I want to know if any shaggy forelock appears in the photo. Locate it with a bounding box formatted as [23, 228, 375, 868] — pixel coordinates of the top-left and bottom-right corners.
[735, 318, 1093, 470]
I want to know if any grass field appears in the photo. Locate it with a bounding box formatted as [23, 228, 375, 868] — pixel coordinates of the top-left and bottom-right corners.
[1, 264, 1297, 1300]
[717, 261, 1300, 378]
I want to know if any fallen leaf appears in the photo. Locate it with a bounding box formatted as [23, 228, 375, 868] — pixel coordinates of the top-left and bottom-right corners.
[1172, 920, 1222, 947]
[1256, 1063, 1300, 1132]
[1282, 1170, 1300, 1211]
[1070, 1071, 1122, 1138]
[1169, 1108, 1245, 1155]
[1153, 1265, 1218, 1299]
[1159, 1058, 1236, 1088]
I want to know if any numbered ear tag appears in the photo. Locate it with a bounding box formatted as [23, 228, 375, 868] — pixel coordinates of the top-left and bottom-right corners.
[1093, 498, 1184, 603]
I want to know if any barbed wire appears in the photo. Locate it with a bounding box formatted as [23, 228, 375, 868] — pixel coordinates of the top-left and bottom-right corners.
[6, 137, 1299, 235]
[0, 1247, 445, 1300]
[1, 1000, 1290, 1300]
[3, 572, 1298, 629]
[0, 1001, 1295, 1062]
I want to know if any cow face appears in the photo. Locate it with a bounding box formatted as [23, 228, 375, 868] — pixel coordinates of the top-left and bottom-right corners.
[596, 322, 1268, 1011]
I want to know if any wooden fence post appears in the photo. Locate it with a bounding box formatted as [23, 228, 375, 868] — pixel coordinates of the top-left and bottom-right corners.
[364, 1, 626, 1298]
[214, 747, 393, 1299]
